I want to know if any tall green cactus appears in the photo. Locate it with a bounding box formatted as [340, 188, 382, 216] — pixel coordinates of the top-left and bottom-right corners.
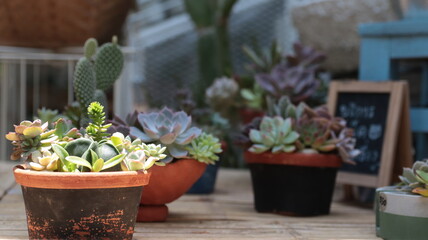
[73, 36, 124, 114]
[184, 0, 238, 107]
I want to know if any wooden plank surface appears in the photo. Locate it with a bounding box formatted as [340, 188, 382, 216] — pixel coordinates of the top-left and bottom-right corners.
[0, 162, 380, 239]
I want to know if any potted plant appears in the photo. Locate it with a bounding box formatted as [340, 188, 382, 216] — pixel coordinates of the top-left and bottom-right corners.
[109, 107, 223, 221]
[238, 42, 328, 123]
[376, 159, 428, 240]
[240, 96, 360, 216]
[5, 102, 167, 239]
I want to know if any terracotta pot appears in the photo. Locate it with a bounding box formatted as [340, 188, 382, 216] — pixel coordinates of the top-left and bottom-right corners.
[239, 108, 265, 124]
[13, 165, 150, 240]
[244, 151, 342, 216]
[137, 158, 207, 222]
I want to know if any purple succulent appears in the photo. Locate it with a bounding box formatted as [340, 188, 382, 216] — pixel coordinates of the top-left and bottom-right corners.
[255, 63, 319, 104]
[130, 107, 202, 162]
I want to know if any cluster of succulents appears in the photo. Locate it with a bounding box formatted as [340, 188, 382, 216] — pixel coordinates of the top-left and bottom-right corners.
[245, 96, 360, 163]
[186, 133, 222, 164]
[5, 102, 166, 173]
[74, 36, 123, 114]
[240, 42, 327, 110]
[110, 107, 223, 165]
[398, 159, 428, 197]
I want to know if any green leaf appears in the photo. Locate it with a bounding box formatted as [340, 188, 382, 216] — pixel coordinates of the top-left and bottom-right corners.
[92, 158, 104, 172]
[282, 145, 296, 153]
[65, 156, 92, 169]
[102, 154, 125, 170]
[249, 130, 262, 143]
[54, 119, 68, 138]
[52, 144, 70, 171]
[89, 149, 99, 163]
[416, 170, 428, 184]
[23, 126, 43, 138]
[284, 131, 299, 144]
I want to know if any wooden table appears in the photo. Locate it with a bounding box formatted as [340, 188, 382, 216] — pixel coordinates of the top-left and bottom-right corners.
[0, 162, 379, 239]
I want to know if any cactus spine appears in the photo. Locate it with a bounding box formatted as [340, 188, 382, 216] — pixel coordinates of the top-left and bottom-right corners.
[73, 36, 124, 114]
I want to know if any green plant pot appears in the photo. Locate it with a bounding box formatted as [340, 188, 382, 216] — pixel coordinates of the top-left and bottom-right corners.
[376, 187, 428, 240]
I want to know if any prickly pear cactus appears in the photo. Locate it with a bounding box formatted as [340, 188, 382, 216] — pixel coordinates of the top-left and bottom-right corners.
[73, 36, 124, 123]
[94, 89, 108, 109]
[74, 58, 96, 109]
[95, 36, 124, 91]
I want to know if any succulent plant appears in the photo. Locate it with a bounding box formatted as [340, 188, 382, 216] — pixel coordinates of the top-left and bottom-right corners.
[240, 83, 264, 110]
[286, 42, 326, 71]
[398, 159, 428, 197]
[186, 132, 222, 164]
[107, 110, 139, 137]
[86, 102, 111, 141]
[5, 102, 168, 173]
[266, 96, 306, 121]
[34, 107, 65, 127]
[130, 107, 202, 162]
[5, 120, 49, 160]
[248, 116, 299, 153]
[206, 76, 239, 114]
[332, 128, 360, 164]
[121, 143, 167, 172]
[74, 36, 124, 113]
[242, 40, 283, 74]
[295, 115, 337, 153]
[255, 63, 319, 104]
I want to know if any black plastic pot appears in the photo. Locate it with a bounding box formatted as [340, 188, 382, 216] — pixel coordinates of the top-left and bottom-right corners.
[187, 161, 220, 194]
[245, 152, 342, 216]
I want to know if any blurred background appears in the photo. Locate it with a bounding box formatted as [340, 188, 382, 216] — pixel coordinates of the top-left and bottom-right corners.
[1, 0, 426, 166]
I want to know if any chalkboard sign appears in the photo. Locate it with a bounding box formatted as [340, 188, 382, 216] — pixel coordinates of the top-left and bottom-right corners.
[337, 93, 389, 175]
[327, 81, 412, 187]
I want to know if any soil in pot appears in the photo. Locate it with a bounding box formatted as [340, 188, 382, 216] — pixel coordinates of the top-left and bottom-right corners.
[245, 152, 342, 216]
[13, 166, 150, 240]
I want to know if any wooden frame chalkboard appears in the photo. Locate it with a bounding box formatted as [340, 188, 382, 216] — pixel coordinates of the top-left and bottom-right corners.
[327, 81, 412, 188]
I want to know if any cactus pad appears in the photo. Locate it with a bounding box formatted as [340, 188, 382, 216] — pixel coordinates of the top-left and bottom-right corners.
[74, 58, 96, 109]
[93, 89, 108, 112]
[84, 38, 98, 59]
[95, 42, 124, 91]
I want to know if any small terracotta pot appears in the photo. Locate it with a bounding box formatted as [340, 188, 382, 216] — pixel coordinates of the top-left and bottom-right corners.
[137, 158, 207, 222]
[245, 151, 342, 216]
[13, 165, 150, 240]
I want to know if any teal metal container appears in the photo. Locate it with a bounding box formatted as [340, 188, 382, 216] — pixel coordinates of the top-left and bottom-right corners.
[376, 187, 428, 240]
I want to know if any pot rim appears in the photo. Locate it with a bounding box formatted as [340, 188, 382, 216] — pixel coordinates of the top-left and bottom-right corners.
[13, 165, 151, 189]
[244, 151, 342, 168]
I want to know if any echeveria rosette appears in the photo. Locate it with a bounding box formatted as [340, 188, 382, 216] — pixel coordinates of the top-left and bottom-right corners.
[130, 107, 202, 162]
[186, 132, 222, 165]
[248, 116, 299, 153]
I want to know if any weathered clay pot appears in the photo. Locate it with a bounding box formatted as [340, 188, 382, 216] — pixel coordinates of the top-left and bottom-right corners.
[245, 151, 342, 216]
[137, 158, 207, 222]
[13, 165, 150, 240]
